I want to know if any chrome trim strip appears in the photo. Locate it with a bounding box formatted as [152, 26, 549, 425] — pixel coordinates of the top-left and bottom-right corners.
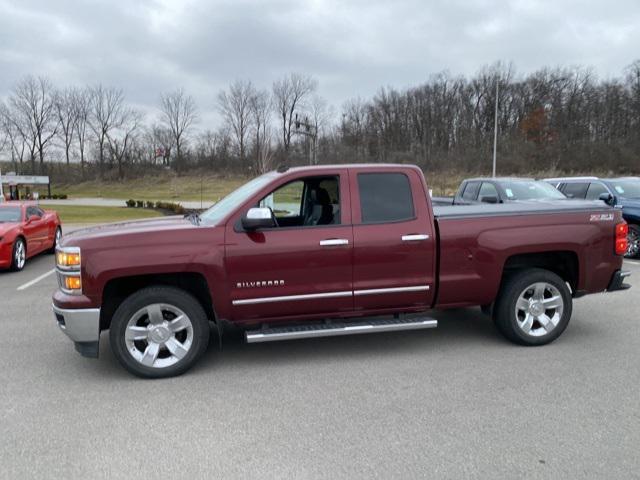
[319, 239, 349, 246]
[233, 285, 431, 306]
[401, 234, 430, 241]
[354, 285, 430, 296]
[233, 290, 352, 306]
[246, 318, 438, 343]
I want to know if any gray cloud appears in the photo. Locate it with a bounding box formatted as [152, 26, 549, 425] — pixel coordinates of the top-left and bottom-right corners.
[1, 0, 639, 127]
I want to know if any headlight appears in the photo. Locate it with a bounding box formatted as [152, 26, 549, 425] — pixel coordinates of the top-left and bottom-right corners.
[56, 246, 82, 295]
[56, 246, 81, 270]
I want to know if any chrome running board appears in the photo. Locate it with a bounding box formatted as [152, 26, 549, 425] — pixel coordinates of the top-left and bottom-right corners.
[245, 316, 437, 343]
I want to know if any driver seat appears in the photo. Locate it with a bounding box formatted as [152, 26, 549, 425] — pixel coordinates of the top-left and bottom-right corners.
[305, 187, 334, 225]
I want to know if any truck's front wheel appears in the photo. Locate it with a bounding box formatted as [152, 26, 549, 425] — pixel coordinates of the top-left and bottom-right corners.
[493, 269, 572, 346]
[109, 286, 210, 378]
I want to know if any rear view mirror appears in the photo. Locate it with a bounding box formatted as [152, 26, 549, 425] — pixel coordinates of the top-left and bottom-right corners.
[242, 207, 275, 230]
[27, 215, 39, 223]
[598, 192, 615, 206]
[480, 195, 499, 204]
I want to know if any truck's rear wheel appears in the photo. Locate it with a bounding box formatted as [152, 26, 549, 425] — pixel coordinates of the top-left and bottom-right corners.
[109, 286, 210, 378]
[493, 268, 572, 346]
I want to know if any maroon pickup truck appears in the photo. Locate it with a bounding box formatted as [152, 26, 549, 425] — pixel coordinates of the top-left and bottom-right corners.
[53, 164, 631, 378]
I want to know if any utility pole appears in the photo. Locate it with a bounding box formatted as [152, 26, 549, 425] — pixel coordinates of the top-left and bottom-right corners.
[293, 113, 318, 165]
[492, 78, 499, 178]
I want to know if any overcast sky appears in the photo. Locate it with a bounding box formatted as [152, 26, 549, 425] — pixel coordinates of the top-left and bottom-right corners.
[1, 0, 639, 125]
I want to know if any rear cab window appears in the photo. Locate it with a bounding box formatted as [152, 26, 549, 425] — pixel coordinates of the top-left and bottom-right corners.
[357, 172, 414, 223]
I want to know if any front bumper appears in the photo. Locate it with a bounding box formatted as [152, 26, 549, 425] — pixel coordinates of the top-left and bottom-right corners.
[53, 304, 101, 358]
[607, 270, 631, 292]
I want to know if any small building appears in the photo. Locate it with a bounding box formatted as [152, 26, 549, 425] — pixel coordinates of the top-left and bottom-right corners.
[0, 173, 51, 201]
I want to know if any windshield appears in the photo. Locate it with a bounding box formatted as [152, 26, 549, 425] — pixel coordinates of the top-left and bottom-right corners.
[608, 179, 640, 199]
[501, 181, 566, 200]
[200, 173, 278, 225]
[0, 207, 21, 223]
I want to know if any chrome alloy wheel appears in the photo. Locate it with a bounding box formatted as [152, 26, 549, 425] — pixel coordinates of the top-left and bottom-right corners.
[14, 240, 26, 269]
[514, 282, 564, 337]
[125, 303, 194, 368]
[54, 228, 62, 246]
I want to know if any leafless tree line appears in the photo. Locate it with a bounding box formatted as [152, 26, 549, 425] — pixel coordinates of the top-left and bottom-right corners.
[0, 72, 322, 178]
[1, 62, 639, 181]
[337, 61, 640, 173]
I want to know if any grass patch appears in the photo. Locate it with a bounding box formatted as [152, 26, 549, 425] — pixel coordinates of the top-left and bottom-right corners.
[41, 204, 163, 224]
[54, 175, 247, 202]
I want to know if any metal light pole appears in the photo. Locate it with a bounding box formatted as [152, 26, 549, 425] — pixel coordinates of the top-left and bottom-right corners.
[293, 113, 318, 165]
[492, 78, 499, 178]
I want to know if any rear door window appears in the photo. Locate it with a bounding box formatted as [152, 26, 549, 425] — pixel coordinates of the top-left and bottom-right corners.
[461, 181, 481, 201]
[561, 182, 589, 199]
[358, 173, 414, 223]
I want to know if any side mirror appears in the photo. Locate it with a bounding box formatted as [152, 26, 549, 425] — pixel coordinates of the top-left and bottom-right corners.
[598, 192, 616, 206]
[242, 207, 275, 230]
[27, 215, 39, 223]
[480, 195, 499, 204]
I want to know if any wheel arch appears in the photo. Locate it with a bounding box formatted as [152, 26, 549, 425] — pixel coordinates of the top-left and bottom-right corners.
[100, 272, 216, 331]
[501, 251, 579, 294]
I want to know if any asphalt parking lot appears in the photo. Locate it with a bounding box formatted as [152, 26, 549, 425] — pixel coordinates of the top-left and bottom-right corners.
[1, 243, 639, 479]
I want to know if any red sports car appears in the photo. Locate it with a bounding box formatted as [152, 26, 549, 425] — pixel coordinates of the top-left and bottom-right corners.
[0, 202, 62, 271]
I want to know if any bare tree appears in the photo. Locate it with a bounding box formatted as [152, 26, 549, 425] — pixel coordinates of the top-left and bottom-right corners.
[248, 88, 273, 173]
[147, 124, 173, 166]
[159, 88, 197, 171]
[107, 109, 143, 179]
[8, 76, 59, 172]
[90, 85, 126, 175]
[217, 80, 254, 165]
[74, 87, 92, 175]
[55, 87, 80, 165]
[272, 73, 317, 158]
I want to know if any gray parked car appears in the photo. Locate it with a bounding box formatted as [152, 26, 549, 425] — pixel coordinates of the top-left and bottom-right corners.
[432, 177, 567, 206]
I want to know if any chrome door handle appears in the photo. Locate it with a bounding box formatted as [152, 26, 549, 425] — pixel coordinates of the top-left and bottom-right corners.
[402, 234, 429, 241]
[320, 239, 349, 246]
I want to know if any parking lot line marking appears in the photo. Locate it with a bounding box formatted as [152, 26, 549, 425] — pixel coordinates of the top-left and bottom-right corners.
[16, 269, 56, 291]
[625, 260, 640, 266]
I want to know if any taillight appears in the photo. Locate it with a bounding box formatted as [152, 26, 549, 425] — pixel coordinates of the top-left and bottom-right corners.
[615, 222, 628, 255]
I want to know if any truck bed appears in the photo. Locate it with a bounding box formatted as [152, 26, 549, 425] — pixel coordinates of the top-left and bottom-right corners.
[433, 199, 623, 308]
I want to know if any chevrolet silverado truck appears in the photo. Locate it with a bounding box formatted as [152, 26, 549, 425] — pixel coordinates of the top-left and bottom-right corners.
[53, 164, 631, 378]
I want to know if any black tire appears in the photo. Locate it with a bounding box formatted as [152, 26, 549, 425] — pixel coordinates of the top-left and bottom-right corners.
[48, 226, 62, 254]
[109, 286, 210, 378]
[493, 268, 572, 346]
[10, 237, 26, 271]
[626, 224, 640, 259]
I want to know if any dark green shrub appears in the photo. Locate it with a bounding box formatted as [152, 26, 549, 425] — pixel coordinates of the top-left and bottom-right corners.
[126, 199, 136, 208]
